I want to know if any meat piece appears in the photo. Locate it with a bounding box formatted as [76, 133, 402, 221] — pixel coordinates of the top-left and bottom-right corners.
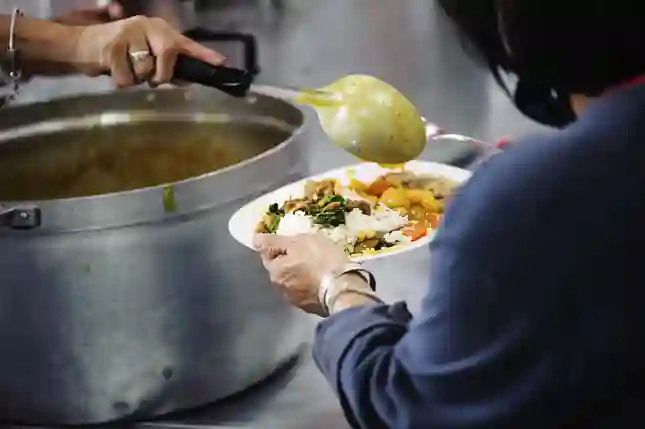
[382, 171, 418, 188]
[304, 181, 318, 199]
[304, 179, 338, 201]
[353, 237, 381, 253]
[382, 172, 457, 199]
[418, 177, 456, 199]
[255, 213, 277, 233]
[346, 199, 372, 215]
[358, 200, 372, 215]
[283, 198, 310, 213]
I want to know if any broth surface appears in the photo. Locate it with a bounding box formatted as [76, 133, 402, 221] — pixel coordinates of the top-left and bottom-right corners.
[0, 121, 289, 201]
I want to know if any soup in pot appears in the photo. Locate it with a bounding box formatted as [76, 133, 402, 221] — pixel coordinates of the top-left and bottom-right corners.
[0, 120, 290, 201]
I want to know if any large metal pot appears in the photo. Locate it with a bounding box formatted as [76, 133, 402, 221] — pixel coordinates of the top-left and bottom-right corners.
[0, 87, 311, 425]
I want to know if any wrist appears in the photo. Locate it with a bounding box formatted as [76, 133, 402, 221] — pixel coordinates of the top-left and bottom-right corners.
[329, 289, 382, 314]
[327, 273, 382, 314]
[318, 264, 382, 316]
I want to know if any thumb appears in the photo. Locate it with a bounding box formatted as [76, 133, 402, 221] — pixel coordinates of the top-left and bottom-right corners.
[253, 233, 293, 251]
[254, 233, 277, 250]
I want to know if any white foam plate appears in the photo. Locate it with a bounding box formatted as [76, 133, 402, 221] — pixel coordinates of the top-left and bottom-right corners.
[228, 161, 472, 262]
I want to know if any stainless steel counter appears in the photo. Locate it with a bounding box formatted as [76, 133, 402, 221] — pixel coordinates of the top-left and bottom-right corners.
[3, 0, 544, 428]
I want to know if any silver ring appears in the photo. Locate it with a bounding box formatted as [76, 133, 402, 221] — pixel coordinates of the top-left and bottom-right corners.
[129, 50, 151, 62]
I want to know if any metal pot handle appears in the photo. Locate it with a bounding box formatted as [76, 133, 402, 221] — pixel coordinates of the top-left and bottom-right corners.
[0, 204, 40, 230]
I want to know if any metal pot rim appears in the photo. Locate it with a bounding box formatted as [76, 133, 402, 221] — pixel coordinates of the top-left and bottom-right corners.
[0, 88, 307, 234]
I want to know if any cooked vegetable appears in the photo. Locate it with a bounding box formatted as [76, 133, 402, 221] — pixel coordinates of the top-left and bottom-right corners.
[255, 182, 369, 232]
[349, 178, 368, 193]
[408, 204, 427, 222]
[380, 187, 410, 209]
[348, 170, 457, 228]
[401, 223, 428, 241]
[268, 203, 282, 214]
[313, 195, 347, 227]
[255, 171, 457, 257]
[366, 179, 391, 197]
[428, 212, 441, 229]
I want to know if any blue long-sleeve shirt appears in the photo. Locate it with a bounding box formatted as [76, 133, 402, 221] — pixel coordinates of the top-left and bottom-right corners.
[313, 83, 645, 428]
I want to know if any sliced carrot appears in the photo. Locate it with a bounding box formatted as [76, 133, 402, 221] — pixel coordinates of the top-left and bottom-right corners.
[366, 180, 391, 197]
[401, 223, 428, 241]
[427, 213, 441, 229]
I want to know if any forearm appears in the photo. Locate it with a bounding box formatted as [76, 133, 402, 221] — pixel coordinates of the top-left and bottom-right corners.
[313, 301, 413, 428]
[0, 14, 81, 76]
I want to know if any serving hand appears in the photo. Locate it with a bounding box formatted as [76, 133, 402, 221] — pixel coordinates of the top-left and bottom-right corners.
[254, 233, 349, 316]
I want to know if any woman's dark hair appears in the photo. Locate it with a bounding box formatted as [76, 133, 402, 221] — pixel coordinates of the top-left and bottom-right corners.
[437, 0, 645, 96]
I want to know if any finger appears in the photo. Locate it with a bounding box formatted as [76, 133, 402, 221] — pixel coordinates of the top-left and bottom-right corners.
[106, 40, 135, 88]
[259, 248, 287, 266]
[107, 2, 124, 20]
[177, 35, 227, 66]
[128, 40, 154, 83]
[254, 233, 291, 250]
[266, 257, 293, 285]
[258, 245, 287, 270]
[152, 43, 180, 86]
[253, 234, 270, 250]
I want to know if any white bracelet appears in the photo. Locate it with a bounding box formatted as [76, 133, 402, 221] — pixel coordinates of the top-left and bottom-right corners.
[318, 262, 380, 316]
[326, 285, 383, 313]
[0, 8, 23, 109]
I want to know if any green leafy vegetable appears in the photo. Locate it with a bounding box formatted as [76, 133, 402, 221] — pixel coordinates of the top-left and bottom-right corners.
[266, 213, 282, 233]
[313, 195, 347, 226]
[320, 195, 344, 206]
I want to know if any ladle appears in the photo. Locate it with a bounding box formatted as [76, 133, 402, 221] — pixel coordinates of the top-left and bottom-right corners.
[172, 57, 427, 165]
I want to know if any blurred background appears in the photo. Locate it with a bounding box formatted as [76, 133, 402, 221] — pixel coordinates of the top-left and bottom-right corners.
[6, 0, 543, 169]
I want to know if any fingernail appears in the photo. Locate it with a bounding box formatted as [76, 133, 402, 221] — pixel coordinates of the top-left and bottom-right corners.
[212, 53, 227, 64]
[253, 234, 267, 249]
[108, 3, 124, 18]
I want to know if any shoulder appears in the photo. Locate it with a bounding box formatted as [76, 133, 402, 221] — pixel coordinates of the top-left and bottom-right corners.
[433, 116, 645, 283]
[431, 123, 640, 288]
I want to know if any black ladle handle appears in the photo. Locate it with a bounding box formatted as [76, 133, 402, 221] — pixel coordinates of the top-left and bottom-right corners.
[181, 29, 260, 76]
[105, 56, 254, 98]
[173, 56, 254, 98]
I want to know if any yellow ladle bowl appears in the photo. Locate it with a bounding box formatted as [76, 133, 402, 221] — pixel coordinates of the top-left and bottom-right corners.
[254, 75, 427, 165]
[170, 59, 425, 164]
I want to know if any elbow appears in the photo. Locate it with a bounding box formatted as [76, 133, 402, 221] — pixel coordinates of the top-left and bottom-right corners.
[338, 346, 415, 429]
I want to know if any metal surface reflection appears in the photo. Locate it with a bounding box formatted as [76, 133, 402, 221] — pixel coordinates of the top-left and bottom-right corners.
[0, 88, 311, 425]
